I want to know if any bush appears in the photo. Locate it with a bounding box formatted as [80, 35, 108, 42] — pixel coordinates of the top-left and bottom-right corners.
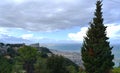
[112, 67, 120, 73]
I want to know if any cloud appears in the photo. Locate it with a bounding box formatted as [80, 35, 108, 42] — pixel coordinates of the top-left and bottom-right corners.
[0, 0, 96, 31]
[0, 27, 9, 35]
[0, 34, 31, 43]
[0, 0, 119, 31]
[0, 27, 31, 43]
[68, 24, 120, 43]
[106, 24, 120, 39]
[68, 27, 88, 42]
[21, 34, 43, 41]
[0, 0, 120, 44]
[0, 27, 42, 43]
[21, 34, 33, 40]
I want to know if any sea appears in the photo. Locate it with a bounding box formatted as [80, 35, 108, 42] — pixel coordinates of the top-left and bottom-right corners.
[41, 43, 120, 67]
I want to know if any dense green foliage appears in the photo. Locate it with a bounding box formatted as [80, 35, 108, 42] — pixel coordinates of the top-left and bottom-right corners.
[0, 43, 80, 73]
[7, 47, 17, 57]
[35, 57, 50, 73]
[18, 46, 38, 73]
[112, 67, 120, 73]
[46, 55, 79, 73]
[81, 0, 114, 73]
[46, 55, 69, 73]
[66, 65, 78, 73]
[12, 61, 24, 73]
[0, 56, 13, 73]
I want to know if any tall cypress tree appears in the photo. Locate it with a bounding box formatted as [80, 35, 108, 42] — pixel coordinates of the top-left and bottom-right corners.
[81, 0, 114, 73]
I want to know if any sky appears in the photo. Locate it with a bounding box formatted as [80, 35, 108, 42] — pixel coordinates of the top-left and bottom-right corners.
[0, 0, 120, 44]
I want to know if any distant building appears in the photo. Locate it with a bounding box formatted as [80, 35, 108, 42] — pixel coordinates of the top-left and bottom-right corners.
[30, 43, 40, 48]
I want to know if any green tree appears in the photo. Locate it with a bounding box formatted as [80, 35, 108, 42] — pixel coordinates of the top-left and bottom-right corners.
[112, 67, 120, 73]
[34, 52, 49, 73]
[0, 56, 13, 73]
[46, 55, 68, 73]
[35, 57, 49, 73]
[12, 61, 24, 73]
[7, 47, 17, 58]
[18, 46, 38, 73]
[81, 0, 114, 73]
[67, 65, 77, 73]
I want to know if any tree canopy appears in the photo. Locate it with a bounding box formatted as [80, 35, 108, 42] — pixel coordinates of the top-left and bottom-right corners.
[18, 46, 38, 73]
[81, 0, 114, 73]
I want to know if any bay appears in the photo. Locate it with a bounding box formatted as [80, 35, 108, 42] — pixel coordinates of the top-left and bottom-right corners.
[41, 43, 120, 67]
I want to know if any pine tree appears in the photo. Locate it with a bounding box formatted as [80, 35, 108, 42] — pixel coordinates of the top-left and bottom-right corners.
[81, 0, 114, 73]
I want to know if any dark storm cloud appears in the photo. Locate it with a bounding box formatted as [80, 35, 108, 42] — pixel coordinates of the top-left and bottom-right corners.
[0, 0, 119, 31]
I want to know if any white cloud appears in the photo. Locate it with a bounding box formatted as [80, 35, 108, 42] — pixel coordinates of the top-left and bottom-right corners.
[21, 34, 33, 40]
[68, 24, 120, 42]
[21, 34, 43, 42]
[0, 27, 26, 38]
[0, 34, 31, 44]
[0, 27, 9, 35]
[0, 27, 14, 38]
[68, 27, 88, 42]
[13, 0, 25, 4]
[106, 24, 120, 39]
